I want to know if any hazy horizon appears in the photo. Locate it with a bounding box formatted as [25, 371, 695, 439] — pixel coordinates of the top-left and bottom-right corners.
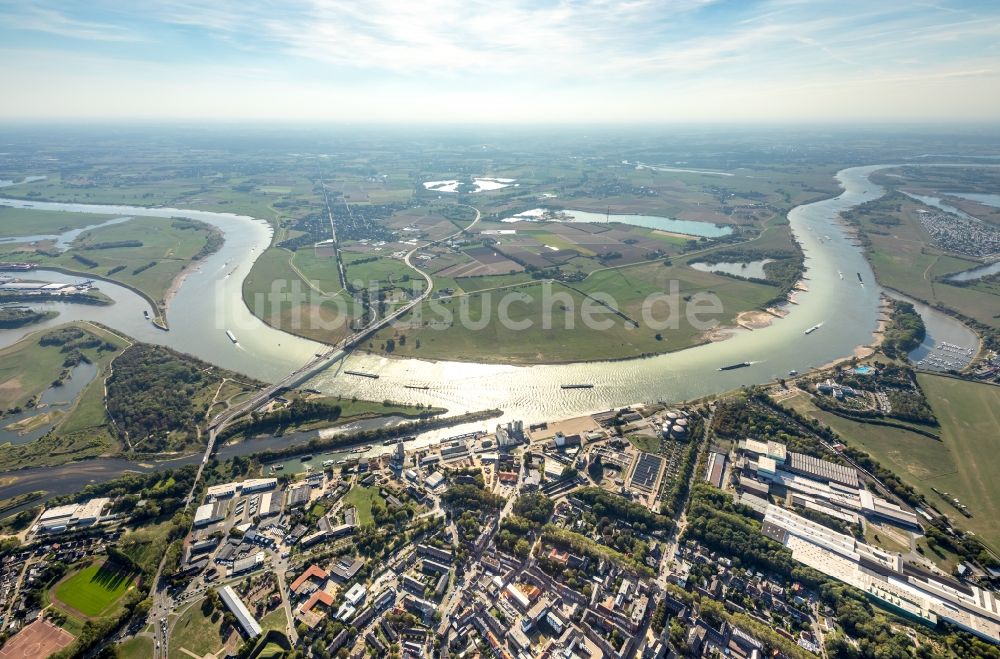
[2, 0, 999, 123]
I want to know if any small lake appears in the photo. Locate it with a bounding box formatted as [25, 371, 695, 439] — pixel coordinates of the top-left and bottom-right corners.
[690, 259, 773, 279]
[503, 207, 732, 238]
[0, 176, 46, 188]
[423, 178, 516, 193]
[946, 261, 1000, 282]
[0, 214, 134, 250]
[0, 360, 98, 446]
[949, 192, 1000, 209]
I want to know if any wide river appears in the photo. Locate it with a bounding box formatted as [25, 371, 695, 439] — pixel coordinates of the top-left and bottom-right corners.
[0, 164, 980, 498]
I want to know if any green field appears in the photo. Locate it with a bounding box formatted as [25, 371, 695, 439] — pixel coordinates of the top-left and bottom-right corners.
[116, 635, 154, 659]
[291, 249, 343, 293]
[0, 206, 118, 237]
[369, 260, 776, 364]
[0, 329, 89, 411]
[344, 252, 425, 293]
[342, 485, 384, 526]
[243, 247, 354, 344]
[0, 171, 305, 224]
[850, 190, 1000, 328]
[916, 374, 1000, 549]
[0, 323, 126, 471]
[169, 600, 227, 659]
[53, 560, 137, 618]
[0, 214, 220, 315]
[117, 520, 176, 576]
[260, 607, 288, 633]
[782, 378, 1000, 551]
[454, 272, 537, 293]
[626, 434, 663, 454]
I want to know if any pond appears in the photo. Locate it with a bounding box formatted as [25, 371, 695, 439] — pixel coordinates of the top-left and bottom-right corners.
[0, 360, 98, 446]
[0, 215, 134, 251]
[422, 178, 516, 193]
[502, 207, 732, 237]
[689, 259, 773, 279]
[946, 260, 1000, 282]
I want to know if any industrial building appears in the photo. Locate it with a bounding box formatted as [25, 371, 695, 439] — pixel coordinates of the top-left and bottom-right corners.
[738, 439, 919, 530]
[219, 585, 262, 639]
[35, 498, 110, 534]
[193, 500, 228, 527]
[704, 452, 727, 488]
[761, 504, 1000, 643]
[787, 452, 859, 488]
[286, 483, 312, 507]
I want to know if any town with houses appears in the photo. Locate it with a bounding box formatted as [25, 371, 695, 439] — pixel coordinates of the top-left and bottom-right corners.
[3, 380, 998, 659]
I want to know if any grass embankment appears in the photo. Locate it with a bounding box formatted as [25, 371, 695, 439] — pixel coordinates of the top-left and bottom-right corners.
[367, 259, 776, 364]
[782, 376, 1000, 552]
[243, 246, 354, 344]
[0, 215, 221, 321]
[0, 323, 126, 471]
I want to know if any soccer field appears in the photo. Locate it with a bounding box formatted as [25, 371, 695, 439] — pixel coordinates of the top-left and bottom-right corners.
[52, 560, 137, 618]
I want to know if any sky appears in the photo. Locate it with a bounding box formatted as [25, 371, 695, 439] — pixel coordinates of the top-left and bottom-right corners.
[1, 0, 999, 123]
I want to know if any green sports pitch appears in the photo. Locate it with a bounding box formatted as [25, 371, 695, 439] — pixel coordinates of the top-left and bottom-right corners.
[52, 560, 137, 618]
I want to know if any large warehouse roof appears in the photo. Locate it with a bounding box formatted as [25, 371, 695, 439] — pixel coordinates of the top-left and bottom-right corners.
[219, 585, 261, 639]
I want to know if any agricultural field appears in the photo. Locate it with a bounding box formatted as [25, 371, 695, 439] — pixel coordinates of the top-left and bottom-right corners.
[0, 206, 118, 238]
[343, 251, 425, 293]
[368, 254, 776, 364]
[290, 249, 343, 294]
[0, 168, 323, 224]
[243, 247, 355, 344]
[872, 165, 1000, 198]
[52, 560, 138, 619]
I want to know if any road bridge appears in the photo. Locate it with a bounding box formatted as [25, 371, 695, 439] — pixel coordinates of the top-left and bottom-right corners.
[183, 203, 480, 507]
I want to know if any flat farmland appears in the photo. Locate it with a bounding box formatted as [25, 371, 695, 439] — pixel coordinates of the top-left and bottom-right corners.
[0, 206, 118, 237]
[244, 247, 355, 343]
[369, 256, 776, 364]
[291, 250, 343, 293]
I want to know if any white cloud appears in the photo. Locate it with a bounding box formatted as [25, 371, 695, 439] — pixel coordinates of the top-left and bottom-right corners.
[0, 6, 141, 42]
[1, 0, 999, 121]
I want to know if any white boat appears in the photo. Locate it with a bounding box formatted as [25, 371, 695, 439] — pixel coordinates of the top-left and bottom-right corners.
[226, 330, 238, 343]
[804, 322, 823, 335]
